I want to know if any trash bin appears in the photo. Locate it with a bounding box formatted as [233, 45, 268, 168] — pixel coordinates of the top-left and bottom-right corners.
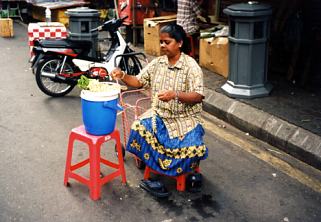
[66, 7, 100, 58]
[221, 1, 273, 98]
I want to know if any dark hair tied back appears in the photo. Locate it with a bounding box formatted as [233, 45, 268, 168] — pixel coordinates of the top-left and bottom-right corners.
[160, 23, 191, 55]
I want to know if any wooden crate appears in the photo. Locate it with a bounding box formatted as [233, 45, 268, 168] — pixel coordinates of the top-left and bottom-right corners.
[53, 9, 69, 27]
[31, 7, 69, 26]
[0, 18, 14, 38]
[199, 37, 229, 78]
[143, 15, 176, 56]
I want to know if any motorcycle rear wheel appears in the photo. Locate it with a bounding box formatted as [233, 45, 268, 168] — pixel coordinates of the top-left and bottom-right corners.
[35, 57, 77, 97]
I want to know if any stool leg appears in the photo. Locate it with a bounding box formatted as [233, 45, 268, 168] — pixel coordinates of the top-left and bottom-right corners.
[64, 134, 75, 186]
[89, 142, 101, 200]
[187, 35, 195, 57]
[176, 174, 186, 192]
[114, 131, 127, 184]
[143, 166, 151, 180]
[190, 41, 195, 58]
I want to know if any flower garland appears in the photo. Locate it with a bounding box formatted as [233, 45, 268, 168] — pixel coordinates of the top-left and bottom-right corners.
[152, 92, 158, 134]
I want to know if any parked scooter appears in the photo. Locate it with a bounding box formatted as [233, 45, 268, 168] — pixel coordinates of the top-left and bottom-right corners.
[30, 16, 146, 97]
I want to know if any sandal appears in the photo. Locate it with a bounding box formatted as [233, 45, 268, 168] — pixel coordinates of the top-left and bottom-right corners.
[139, 179, 170, 198]
[186, 173, 203, 193]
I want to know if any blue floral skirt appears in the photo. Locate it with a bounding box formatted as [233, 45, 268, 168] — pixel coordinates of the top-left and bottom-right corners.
[126, 116, 208, 176]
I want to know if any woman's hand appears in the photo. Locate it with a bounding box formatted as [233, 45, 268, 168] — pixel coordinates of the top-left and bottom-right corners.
[111, 67, 143, 88]
[158, 90, 204, 104]
[158, 90, 176, 102]
[111, 68, 125, 80]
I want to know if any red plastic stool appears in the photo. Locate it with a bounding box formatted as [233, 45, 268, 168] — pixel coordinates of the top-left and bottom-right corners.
[63, 125, 126, 200]
[143, 166, 200, 192]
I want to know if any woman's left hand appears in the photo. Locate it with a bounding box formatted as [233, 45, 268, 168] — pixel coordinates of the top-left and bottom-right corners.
[158, 90, 175, 102]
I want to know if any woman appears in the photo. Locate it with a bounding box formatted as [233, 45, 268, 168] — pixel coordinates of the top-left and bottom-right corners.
[112, 23, 208, 194]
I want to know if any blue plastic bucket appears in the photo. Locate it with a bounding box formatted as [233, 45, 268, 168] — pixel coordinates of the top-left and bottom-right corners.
[80, 83, 122, 135]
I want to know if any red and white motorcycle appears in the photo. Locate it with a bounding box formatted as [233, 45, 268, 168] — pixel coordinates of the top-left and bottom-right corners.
[31, 16, 146, 97]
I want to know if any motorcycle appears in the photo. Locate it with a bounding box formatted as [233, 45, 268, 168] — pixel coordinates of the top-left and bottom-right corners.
[30, 16, 146, 97]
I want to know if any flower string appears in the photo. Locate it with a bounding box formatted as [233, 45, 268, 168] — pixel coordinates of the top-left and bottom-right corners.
[151, 92, 158, 134]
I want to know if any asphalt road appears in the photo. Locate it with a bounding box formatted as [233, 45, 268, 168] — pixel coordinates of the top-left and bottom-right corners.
[0, 21, 321, 222]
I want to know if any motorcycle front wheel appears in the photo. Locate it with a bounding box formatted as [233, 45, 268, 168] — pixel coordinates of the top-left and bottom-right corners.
[124, 55, 142, 75]
[120, 49, 143, 76]
[35, 57, 77, 97]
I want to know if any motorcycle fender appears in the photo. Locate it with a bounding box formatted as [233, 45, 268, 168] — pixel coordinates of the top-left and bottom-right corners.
[72, 59, 105, 72]
[29, 54, 36, 63]
[31, 53, 44, 69]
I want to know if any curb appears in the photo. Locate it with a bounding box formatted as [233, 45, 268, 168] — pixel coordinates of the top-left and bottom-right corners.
[203, 87, 321, 171]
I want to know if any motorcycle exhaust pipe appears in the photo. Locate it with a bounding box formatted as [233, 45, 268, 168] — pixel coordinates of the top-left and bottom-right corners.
[41, 71, 56, 78]
[41, 71, 77, 84]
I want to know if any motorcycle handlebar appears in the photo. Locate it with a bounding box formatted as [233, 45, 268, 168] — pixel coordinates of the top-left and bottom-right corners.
[90, 26, 102, 32]
[90, 16, 129, 33]
[114, 52, 147, 67]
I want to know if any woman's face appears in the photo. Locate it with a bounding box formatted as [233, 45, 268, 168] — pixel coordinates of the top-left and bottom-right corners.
[159, 32, 182, 58]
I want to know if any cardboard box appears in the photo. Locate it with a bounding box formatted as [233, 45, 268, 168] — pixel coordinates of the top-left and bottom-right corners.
[199, 37, 229, 78]
[0, 18, 14, 38]
[144, 15, 176, 56]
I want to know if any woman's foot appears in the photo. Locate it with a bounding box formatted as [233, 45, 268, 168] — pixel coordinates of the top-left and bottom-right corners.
[186, 173, 202, 193]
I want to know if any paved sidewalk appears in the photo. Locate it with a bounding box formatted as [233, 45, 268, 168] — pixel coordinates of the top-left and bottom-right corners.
[202, 72, 321, 171]
[133, 45, 321, 171]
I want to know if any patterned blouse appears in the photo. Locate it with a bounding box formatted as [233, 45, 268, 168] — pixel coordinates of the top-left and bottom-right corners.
[136, 53, 204, 139]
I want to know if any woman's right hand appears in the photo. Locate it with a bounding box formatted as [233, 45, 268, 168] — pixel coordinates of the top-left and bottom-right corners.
[110, 68, 143, 89]
[111, 68, 125, 80]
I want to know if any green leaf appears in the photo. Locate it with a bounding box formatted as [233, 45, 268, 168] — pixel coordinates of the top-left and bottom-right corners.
[77, 75, 90, 90]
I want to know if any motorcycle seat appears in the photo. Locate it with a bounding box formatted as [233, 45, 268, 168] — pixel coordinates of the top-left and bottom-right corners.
[37, 39, 92, 50]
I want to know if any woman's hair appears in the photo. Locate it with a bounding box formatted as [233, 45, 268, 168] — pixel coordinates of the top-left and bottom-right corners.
[160, 23, 191, 55]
